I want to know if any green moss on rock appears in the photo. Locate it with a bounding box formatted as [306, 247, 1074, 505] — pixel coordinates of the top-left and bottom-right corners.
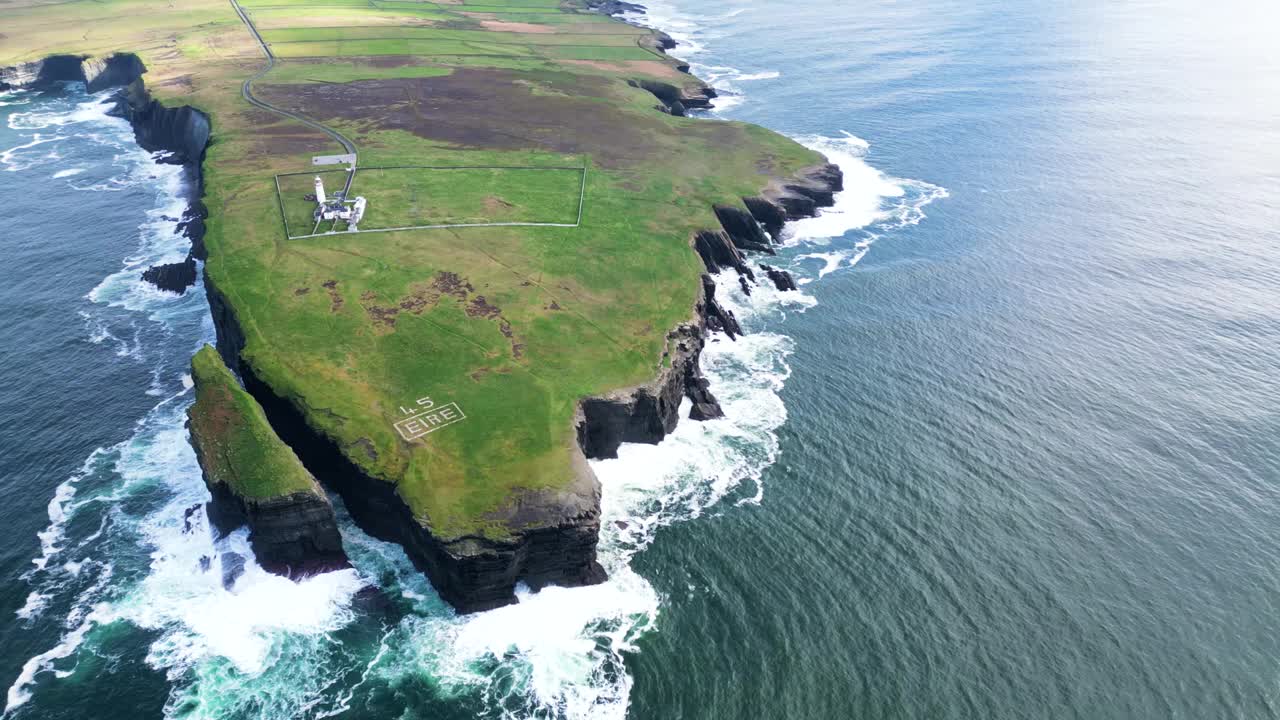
[188, 345, 319, 500]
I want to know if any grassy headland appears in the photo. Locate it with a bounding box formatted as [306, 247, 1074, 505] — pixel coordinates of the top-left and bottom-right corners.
[0, 0, 825, 543]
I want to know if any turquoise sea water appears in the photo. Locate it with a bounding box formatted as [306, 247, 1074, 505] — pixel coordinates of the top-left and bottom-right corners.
[2, 0, 1279, 717]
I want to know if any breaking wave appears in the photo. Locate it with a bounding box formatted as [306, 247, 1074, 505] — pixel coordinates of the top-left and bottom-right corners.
[4, 16, 944, 719]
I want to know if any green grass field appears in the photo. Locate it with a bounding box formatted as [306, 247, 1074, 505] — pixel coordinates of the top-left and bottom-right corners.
[351, 166, 584, 229]
[276, 166, 583, 237]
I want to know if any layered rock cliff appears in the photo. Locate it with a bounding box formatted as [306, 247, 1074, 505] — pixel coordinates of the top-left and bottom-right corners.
[206, 275, 607, 611]
[3, 47, 842, 615]
[187, 346, 348, 578]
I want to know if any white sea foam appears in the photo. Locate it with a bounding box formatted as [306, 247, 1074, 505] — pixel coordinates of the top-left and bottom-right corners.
[110, 419, 366, 678]
[7, 94, 120, 131]
[736, 70, 781, 82]
[15, 592, 50, 622]
[6, 565, 116, 712]
[52, 167, 85, 178]
[6, 18, 947, 720]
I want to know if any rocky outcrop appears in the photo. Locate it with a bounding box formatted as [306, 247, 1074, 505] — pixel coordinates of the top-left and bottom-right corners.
[576, 282, 726, 458]
[759, 163, 844, 225]
[630, 79, 717, 116]
[715, 204, 775, 254]
[141, 253, 197, 294]
[693, 164, 844, 283]
[179, 201, 210, 260]
[700, 273, 742, 340]
[203, 480, 349, 578]
[761, 264, 799, 292]
[742, 195, 789, 238]
[187, 346, 349, 578]
[694, 229, 754, 278]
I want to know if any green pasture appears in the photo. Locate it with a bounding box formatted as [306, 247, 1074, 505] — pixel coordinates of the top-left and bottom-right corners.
[351, 166, 584, 230]
[276, 166, 583, 238]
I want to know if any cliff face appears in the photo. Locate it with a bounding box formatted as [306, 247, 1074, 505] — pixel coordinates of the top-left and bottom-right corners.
[187, 346, 349, 578]
[3, 48, 843, 614]
[199, 462, 349, 578]
[0, 54, 210, 167]
[1, 53, 212, 289]
[577, 315, 720, 459]
[574, 163, 842, 459]
[110, 76, 210, 166]
[205, 277, 607, 610]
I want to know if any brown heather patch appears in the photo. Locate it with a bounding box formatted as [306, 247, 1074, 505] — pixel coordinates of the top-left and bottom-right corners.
[322, 279, 343, 312]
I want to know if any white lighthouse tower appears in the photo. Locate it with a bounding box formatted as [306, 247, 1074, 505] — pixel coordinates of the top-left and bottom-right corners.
[313, 176, 327, 205]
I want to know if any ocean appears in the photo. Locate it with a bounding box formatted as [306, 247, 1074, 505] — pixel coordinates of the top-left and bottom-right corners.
[2, 0, 1279, 718]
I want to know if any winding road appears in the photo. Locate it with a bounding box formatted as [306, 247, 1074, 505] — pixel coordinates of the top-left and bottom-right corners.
[228, 0, 358, 195]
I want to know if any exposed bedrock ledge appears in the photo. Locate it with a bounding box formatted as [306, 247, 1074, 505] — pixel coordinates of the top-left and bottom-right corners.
[694, 229, 754, 278]
[141, 253, 197, 294]
[695, 164, 844, 284]
[759, 163, 845, 228]
[576, 298, 725, 458]
[629, 79, 717, 116]
[203, 480, 349, 578]
[715, 204, 775, 254]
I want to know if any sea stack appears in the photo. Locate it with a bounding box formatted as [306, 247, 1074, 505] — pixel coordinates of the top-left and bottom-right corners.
[186, 345, 348, 577]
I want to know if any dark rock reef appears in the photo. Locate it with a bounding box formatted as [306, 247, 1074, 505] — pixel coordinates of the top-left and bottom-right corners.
[761, 264, 799, 292]
[141, 254, 197, 294]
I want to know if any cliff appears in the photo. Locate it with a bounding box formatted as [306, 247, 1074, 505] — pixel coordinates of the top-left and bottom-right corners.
[205, 273, 607, 611]
[187, 346, 348, 577]
[2, 30, 842, 614]
[0, 53, 211, 290]
[0, 53, 208, 165]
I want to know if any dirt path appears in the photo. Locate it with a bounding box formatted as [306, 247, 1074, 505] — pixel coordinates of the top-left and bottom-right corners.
[228, 0, 358, 195]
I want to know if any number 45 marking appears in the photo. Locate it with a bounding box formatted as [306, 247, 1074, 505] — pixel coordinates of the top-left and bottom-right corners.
[400, 397, 434, 415]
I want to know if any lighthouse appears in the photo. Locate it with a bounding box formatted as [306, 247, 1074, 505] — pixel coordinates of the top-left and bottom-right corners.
[313, 176, 327, 205]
